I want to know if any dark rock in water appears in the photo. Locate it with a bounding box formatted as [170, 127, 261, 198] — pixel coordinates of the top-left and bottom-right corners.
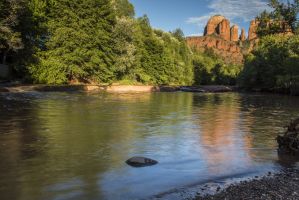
[126, 157, 158, 167]
[180, 86, 205, 93]
[0, 87, 9, 93]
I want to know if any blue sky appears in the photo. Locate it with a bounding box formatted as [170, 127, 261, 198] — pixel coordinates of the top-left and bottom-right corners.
[130, 0, 272, 37]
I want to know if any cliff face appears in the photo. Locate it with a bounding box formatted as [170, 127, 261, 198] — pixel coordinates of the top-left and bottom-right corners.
[187, 15, 294, 65]
[248, 19, 293, 40]
[187, 15, 247, 65]
[219, 19, 231, 41]
[204, 15, 226, 35]
[240, 28, 246, 41]
[248, 19, 259, 40]
[186, 36, 244, 64]
[230, 25, 239, 42]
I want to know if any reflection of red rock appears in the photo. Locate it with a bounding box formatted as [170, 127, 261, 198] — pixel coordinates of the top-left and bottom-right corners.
[198, 100, 253, 174]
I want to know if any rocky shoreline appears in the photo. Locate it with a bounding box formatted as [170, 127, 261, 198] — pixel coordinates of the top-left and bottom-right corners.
[0, 84, 234, 93]
[196, 168, 299, 200]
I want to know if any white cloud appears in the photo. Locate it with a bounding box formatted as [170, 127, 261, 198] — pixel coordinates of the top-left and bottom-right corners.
[187, 0, 272, 34]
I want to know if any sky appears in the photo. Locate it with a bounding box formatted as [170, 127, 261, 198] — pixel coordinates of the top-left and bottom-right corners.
[129, 0, 272, 37]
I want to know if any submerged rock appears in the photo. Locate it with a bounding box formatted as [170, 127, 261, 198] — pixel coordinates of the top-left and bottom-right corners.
[126, 157, 158, 167]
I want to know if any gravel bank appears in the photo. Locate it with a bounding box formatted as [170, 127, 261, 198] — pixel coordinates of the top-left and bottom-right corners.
[196, 168, 299, 200]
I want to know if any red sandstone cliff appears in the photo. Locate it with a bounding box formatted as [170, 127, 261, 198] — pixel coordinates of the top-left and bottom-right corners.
[240, 28, 246, 41]
[230, 25, 239, 42]
[186, 36, 244, 64]
[188, 15, 246, 64]
[187, 15, 294, 65]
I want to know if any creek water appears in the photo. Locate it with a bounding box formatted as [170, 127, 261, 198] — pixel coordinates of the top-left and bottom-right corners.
[0, 92, 298, 200]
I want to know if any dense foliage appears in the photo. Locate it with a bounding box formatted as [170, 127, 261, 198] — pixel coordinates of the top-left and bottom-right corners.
[0, 0, 197, 85]
[257, 0, 299, 36]
[193, 49, 242, 86]
[240, 0, 299, 94]
[0, 0, 24, 64]
[239, 34, 299, 92]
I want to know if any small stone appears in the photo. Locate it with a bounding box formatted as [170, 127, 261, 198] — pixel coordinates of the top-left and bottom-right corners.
[126, 156, 158, 167]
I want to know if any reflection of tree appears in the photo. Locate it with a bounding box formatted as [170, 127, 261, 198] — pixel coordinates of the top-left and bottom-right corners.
[0, 92, 194, 199]
[0, 94, 47, 200]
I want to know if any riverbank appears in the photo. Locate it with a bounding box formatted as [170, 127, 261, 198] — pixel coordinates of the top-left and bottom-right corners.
[196, 168, 299, 200]
[0, 84, 234, 93]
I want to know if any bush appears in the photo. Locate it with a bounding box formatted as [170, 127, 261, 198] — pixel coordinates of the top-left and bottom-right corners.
[239, 34, 299, 91]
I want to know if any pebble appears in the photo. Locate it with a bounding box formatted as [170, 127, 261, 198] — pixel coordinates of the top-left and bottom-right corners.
[195, 169, 299, 200]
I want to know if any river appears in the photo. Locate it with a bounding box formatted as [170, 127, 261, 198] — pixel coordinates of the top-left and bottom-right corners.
[0, 92, 298, 200]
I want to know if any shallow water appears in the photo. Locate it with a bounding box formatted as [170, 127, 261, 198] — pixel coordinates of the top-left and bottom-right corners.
[0, 92, 298, 200]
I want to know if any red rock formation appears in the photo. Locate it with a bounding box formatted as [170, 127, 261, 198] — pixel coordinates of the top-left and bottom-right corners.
[218, 19, 231, 41]
[230, 25, 239, 42]
[186, 36, 244, 64]
[204, 15, 225, 35]
[240, 28, 246, 41]
[248, 19, 259, 40]
[186, 15, 253, 64]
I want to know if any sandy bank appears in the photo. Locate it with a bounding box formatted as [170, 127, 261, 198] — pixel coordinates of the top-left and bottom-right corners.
[0, 84, 234, 93]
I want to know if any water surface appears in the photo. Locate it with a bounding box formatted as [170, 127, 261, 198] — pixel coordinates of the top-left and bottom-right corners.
[0, 92, 298, 200]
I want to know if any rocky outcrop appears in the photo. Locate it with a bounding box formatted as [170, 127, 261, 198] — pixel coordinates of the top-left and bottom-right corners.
[187, 15, 273, 64]
[240, 28, 246, 41]
[204, 15, 232, 41]
[218, 19, 231, 41]
[186, 36, 244, 64]
[204, 15, 226, 35]
[248, 19, 259, 40]
[230, 25, 239, 42]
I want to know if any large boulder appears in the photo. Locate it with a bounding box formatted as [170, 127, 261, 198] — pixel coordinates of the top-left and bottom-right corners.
[204, 15, 225, 36]
[126, 157, 158, 167]
[230, 25, 239, 42]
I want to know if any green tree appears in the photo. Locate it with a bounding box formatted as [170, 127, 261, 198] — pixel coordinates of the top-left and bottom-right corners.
[112, 16, 138, 80]
[257, 0, 299, 36]
[0, 0, 24, 64]
[112, 0, 134, 18]
[239, 34, 299, 92]
[29, 0, 116, 84]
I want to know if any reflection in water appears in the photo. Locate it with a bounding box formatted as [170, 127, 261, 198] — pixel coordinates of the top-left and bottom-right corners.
[0, 92, 298, 200]
[194, 94, 253, 175]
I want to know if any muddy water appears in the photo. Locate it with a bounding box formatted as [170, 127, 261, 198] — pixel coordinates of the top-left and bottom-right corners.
[0, 92, 298, 200]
